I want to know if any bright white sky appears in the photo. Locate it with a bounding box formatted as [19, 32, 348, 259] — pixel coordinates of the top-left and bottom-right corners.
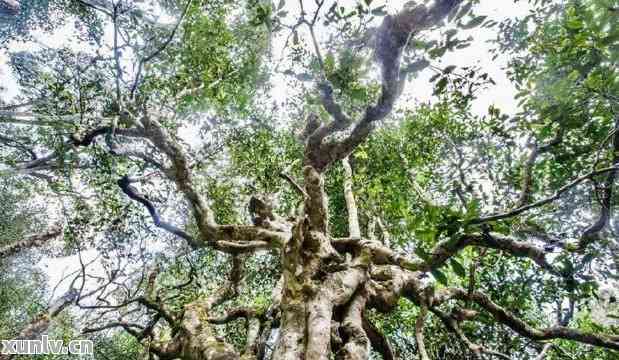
[0, 0, 533, 298]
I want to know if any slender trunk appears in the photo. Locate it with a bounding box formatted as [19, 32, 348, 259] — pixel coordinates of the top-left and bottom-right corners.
[342, 157, 360, 238]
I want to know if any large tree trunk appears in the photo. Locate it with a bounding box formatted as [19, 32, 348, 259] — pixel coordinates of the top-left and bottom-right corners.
[272, 166, 369, 360]
[270, 2, 470, 357]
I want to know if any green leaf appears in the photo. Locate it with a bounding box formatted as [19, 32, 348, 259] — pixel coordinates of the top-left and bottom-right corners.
[445, 29, 458, 39]
[443, 65, 456, 74]
[429, 45, 447, 58]
[355, 150, 369, 160]
[371, 6, 387, 16]
[432, 269, 448, 285]
[450, 259, 466, 278]
[464, 198, 480, 220]
[566, 18, 583, 30]
[404, 59, 430, 73]
[434, 77, 448, 95]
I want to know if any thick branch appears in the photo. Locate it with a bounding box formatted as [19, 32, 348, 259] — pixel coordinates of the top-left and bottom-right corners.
[0, 289, 78, 360]
[0, 224, 63, 259]
[206, 307, 257, 324]
[334, 232, 561, 277]
[336, 291, 370, 360]
[417, 232, 562, 276]
[305, 0, 463, 171]
[141, 116, 289, 251]
[437, 288, 619, 350]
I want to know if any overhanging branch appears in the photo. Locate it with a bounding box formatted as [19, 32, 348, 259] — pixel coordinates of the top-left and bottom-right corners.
[0, 224, 63, 259]
[470, 165, 619, 224]
[117, 175, 198, 246]
[436, 288, 619, 350]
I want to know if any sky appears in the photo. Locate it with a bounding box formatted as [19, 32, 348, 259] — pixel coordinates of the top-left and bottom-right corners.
[0, 0, 534, 299]
[409, 1, 531, 115]
[1, 0, 531, 113]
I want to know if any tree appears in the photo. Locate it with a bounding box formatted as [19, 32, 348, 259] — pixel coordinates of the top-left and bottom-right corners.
[0, 0, 618, 359]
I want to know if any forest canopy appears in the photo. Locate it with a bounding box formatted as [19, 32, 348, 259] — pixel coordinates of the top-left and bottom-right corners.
[0, 0, 618, 359]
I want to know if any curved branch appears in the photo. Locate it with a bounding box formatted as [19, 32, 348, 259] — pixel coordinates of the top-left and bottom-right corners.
[579, 117, 619, 249]
[470, 165, 619, 224]
[305, 0, 464, 171]
[334, 231, 561, 277]
[417, 232, 563, 276]
[130, 0, 192, 97]
[6, 126, 144, 174]
[432, 307, 509, 360]
[117, 175, 198, 246]
[438, 288, 619, 350]
[141, 116, 289, 250]
[206, 307, 258, 324]
[515, 132, 562, 208]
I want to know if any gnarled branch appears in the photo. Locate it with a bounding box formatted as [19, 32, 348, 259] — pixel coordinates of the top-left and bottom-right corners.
[305, 0, 464, 171]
